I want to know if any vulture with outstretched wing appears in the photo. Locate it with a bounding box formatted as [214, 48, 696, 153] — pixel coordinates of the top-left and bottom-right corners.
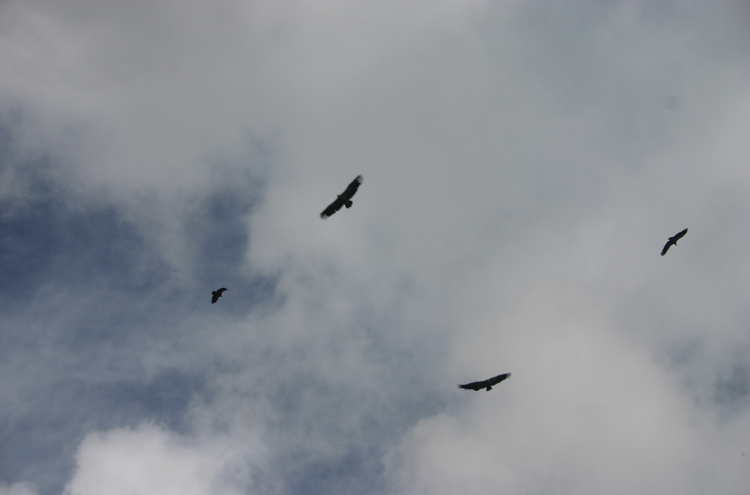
[661, 228, 688, 256]
[211, 288, 227, 304]
[458, 372, 511, 392]
[320, 175, 363, 219]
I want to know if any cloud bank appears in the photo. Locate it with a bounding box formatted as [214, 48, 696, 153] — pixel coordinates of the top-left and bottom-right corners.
[1, 1, 749, 494]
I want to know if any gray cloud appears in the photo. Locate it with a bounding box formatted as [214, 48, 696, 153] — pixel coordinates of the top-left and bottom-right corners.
[1, 1, 749, 494]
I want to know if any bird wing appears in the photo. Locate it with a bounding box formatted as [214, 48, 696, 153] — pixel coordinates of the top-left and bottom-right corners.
[320, 196, 345, 219]
[671, 228, 688, 241]
[661, 240, 673, 256]
[217, 288, 227, 295]
[341, 175, 363, 199]
[485, 373, 511, 386]
[458, 380, 485, 391]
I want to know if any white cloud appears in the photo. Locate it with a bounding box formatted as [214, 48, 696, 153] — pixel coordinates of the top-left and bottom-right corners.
[63, 423, 262, 495]
[385, 283, 731, 495]
[1, 1, 750, 494]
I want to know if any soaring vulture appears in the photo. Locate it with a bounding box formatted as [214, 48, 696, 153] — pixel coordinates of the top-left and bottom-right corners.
[458, 372, 511, 392]
[211, 288, 227, 304]
[320, 175, 363, 219]
[661, 228, 688, 256]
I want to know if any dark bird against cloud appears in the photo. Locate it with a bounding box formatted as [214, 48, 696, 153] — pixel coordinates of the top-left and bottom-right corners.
[320, 175, 363, 219]
[458, 372, 511, 392]
[211, 288, 227, 304]
[661, 228, 688, 256]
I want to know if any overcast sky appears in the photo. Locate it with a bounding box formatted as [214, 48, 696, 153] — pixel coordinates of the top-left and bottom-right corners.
[1, 1, 749, 494]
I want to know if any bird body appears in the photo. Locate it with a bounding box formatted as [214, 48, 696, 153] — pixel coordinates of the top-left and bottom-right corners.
[458, 372, 511, 391]
[661, 228, 688, 256]
[320, 175, 363, 219]
[211, 288, 227, 304]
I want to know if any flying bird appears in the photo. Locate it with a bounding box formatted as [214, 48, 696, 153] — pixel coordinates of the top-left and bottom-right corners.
[211, 288, 227, 304]
[458, 372, 511, 392]
[661, 228, 688, 256]
[320, 175, 363, 219]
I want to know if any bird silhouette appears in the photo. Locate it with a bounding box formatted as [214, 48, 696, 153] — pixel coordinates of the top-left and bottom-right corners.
[661, 228, 688, 256]
[458, 373, 511, 392]
[320, 175, 363, 219]
[211, 288, 227, 304]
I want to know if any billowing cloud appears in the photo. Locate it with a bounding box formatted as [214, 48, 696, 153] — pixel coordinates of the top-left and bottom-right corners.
[1, 1, 749, 495]
[63, 423, 259, 495]
[386, 284, 750, 494]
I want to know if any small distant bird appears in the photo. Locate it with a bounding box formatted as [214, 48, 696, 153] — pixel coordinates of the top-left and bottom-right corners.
[320, 175, 363, 219]
[661, 228, 688, 256]
[211, 288, 227, 304]
[458, 372, 511, 392]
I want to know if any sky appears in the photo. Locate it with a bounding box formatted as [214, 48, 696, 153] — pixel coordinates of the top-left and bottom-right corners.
[1, 1, 749, 494]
